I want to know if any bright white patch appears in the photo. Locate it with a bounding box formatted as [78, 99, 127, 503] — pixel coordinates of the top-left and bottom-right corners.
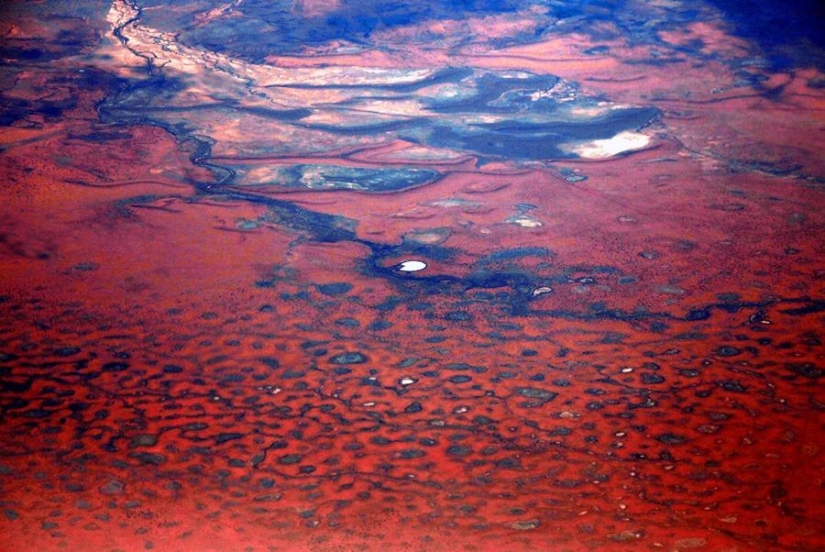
[508, 215, 543, 228]
[398, 260, 427, 272]
[563, 131, 651, 159]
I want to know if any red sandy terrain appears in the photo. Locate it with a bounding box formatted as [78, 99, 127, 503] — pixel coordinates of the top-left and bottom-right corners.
[1, 1, 824, 551]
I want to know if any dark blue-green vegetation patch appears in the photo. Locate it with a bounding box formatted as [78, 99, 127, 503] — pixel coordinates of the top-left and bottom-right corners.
[171, 0, 542, 61]
[270, 164, 440, 192]
[479, 246, 555, 265]
[704, 0, 825, 70]
[316, 282, 353, 296]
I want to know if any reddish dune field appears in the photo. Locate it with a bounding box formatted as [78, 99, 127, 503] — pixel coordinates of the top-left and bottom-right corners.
[1, 1, 824, 550]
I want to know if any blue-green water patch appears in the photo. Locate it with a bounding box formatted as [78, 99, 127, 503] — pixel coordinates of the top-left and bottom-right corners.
[267, 164, 440, 192]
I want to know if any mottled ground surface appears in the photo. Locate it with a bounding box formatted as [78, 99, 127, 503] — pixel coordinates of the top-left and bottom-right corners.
[1, 1, 824, 550]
